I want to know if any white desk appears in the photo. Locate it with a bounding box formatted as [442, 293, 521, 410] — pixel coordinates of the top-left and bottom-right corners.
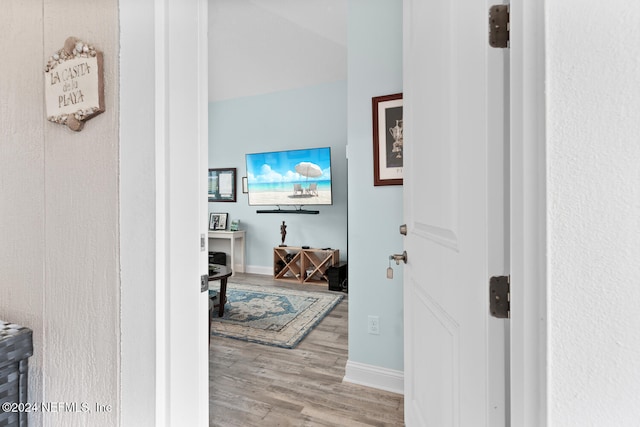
[208, 230, 245, 275]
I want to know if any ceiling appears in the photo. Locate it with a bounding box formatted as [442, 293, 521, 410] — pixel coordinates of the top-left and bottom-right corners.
[208, 0, 347, 102]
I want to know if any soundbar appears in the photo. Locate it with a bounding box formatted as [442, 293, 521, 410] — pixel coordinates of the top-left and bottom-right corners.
[256, 208, 319, 215]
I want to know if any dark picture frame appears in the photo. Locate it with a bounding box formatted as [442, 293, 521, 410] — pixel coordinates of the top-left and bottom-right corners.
[209, 212, 228, 231]
[372, 93, 403, 186]
[208, 168, 236, 202]
[242, 176, 248, 194]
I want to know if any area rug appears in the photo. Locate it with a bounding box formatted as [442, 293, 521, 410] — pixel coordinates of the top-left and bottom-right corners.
[209, 282, 343, 349]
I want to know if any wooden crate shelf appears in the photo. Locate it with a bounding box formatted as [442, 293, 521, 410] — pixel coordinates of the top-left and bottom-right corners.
[273, 247, 339, 284]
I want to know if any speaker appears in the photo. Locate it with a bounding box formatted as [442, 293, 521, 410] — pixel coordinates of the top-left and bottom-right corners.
[209, 251, 226, 266]
[326, 262, 347, 292]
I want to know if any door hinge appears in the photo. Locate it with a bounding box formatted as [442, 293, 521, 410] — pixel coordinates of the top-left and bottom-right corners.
[201, 274, 208, 293]
[489, 5, 510, 48]
[490, 275, 510, 318]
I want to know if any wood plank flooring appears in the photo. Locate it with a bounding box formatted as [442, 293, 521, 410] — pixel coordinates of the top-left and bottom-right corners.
[210, 273, 404, 426]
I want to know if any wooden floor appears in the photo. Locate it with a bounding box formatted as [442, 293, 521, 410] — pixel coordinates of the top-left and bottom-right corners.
[209, 273, 404, 427]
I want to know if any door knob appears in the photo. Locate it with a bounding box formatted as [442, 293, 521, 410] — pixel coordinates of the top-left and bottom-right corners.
[399, 224, 407, 235]
[390, 251, 407, 265]
[386, 251, 407, 279]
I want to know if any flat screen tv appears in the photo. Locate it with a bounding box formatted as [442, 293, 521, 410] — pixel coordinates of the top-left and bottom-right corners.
[245, 147, 332, 207]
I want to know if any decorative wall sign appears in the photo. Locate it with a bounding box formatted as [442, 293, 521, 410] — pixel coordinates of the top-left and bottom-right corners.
[44, 37, 105, 132]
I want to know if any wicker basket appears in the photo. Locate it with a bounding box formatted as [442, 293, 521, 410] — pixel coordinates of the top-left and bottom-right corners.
[0, 321, 33, 427]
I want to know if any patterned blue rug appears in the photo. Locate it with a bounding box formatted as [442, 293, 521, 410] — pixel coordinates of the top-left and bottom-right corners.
[209, 282, 343, 348]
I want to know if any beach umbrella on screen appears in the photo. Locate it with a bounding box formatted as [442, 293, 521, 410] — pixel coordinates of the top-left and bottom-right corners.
[295, 162, 322, 179]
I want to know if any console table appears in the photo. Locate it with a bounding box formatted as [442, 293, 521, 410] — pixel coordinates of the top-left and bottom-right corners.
[208, 230, 245, 275]
[273, 246, 339, 285]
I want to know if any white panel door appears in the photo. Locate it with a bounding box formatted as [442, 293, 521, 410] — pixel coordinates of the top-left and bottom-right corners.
[402, 0, 509, 425]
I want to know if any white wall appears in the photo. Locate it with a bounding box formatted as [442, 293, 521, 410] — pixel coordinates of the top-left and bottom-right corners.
[0, 2, 120, 426]
[208, 0, 347, 103]
[0, 2, 45, 424]
[546, 1, 640, 425]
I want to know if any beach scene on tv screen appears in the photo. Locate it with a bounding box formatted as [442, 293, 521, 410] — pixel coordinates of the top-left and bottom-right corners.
[246, 147, 332, 206]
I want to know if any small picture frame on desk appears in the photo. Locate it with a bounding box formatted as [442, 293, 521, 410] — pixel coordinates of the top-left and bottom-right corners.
[209, 213, 228, 230]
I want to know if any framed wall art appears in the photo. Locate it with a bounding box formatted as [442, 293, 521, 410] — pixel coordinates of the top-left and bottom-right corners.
[372, 93, 403, 186]
[209, 212, 228, 231]
[208, 168, 236, 202]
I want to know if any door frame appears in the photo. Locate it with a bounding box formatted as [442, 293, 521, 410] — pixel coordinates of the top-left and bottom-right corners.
[120, 0, 209, 426]
[509, 1, 547, 426]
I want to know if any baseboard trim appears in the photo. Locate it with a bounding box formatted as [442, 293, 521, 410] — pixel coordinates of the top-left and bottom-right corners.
[244, 265, 273, 276]
[343, 360, 404, 395]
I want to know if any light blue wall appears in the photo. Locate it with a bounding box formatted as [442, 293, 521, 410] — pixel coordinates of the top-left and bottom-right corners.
[347, 0, 404, 370]
[208, 81, 348, 271]
[208, 0, 403, 374]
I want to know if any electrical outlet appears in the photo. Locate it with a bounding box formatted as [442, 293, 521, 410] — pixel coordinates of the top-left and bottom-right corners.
[368, 315, 380, 335]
